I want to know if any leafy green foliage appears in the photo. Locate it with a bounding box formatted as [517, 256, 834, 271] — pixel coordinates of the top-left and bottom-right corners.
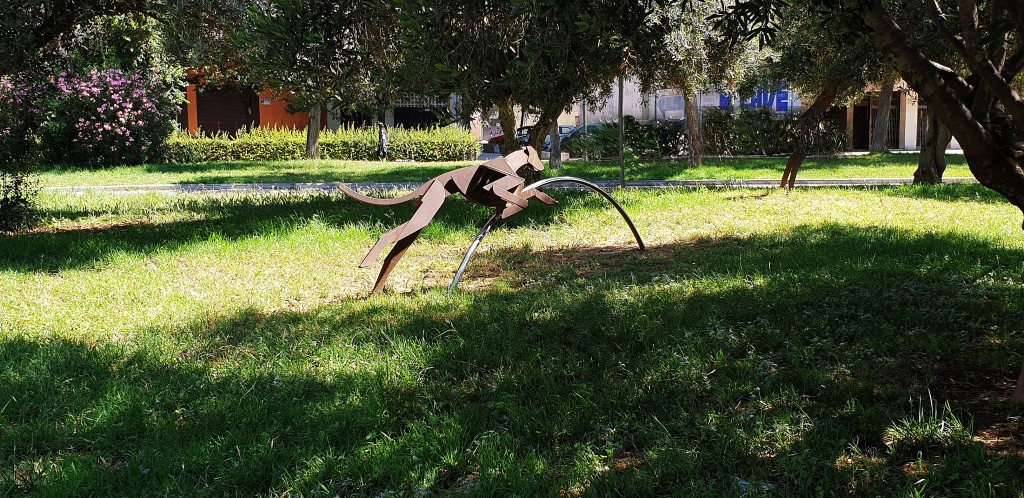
[0, 0, 152, 75]
[0, 75, 46, 230]
[234, 0, 398, 114]
[701, 107, 738, 156]
[704, 107, 845, 156]
[0, 171, 38, 231]
[167, 126, 480, 163]
[398, 0, 672, 150]
[564, 109, 845, 161]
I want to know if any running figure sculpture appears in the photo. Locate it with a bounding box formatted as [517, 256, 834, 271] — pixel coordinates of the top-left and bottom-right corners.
[340, 146, 645, 294]
[340, 147, 556, 293]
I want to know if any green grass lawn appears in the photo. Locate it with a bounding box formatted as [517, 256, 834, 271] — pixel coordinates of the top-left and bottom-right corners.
[36, 153, 974, 187]
[3, 184, 1023, 496]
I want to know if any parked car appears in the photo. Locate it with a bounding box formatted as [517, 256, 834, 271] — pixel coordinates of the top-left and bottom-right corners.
[488, 126, 535, 145]
[540, 125, 580, 151]
[491, 125, 576, 149]
[557, 124, 604, 150]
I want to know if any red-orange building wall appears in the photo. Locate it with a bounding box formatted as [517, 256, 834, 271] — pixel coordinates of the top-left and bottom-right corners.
[183, 85, 326, 134]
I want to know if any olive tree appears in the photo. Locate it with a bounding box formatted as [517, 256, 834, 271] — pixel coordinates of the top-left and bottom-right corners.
[235, 0, 399, 158]
[397, 0, 670, 180]
[720, 0, 1024, 405]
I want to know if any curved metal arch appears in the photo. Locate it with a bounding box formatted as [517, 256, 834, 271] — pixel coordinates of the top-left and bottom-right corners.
[448, 176, 645, 293]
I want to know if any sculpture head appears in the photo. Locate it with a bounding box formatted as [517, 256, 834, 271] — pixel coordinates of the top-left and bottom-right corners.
[504, 146, 544, 174]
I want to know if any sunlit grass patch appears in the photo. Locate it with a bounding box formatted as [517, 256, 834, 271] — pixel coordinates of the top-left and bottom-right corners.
[2, 184, 1023, 496]
[36, 152, 974, 187]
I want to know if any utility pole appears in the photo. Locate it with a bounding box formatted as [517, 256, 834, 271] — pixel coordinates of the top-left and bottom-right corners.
[618, 76, 625, 188]
[581, 103, 588, 161]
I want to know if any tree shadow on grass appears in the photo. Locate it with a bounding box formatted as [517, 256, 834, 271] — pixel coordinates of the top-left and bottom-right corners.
[874, 182, 1012, 205]
[4, 222, 1023, 496]
[3, 190, 606, 273]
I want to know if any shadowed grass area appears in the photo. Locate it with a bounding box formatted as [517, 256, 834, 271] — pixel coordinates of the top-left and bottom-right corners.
[2, 185, 1023, 496]
[35, 153, 973, 187]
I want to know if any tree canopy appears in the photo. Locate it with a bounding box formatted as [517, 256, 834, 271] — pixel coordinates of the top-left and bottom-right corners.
[397, 0, 671, 166]
[719, 0, 1024, 226]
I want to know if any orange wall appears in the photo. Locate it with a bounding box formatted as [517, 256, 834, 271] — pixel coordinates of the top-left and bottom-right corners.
[185, 84, 199, 133]
[182, 85, 326, 134]
[258, 89, 310, 129]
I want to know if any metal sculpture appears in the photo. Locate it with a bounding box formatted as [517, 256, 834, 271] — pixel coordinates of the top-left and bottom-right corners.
[340, 146, 644, 294]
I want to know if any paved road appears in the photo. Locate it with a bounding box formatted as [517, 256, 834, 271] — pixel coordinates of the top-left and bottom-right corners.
[44, 177, 979, 195]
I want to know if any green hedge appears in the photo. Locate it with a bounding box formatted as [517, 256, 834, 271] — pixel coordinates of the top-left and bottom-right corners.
[168, 126, 480, 163]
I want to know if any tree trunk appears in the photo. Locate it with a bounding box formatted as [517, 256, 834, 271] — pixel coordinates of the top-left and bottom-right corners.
[548, 123, 562, 170]
[780, 81, 840, 188]
[1012, 362, 1024, 406]
[870, 79, 896, 153]
[858, 3, 1024, 221]
[913, 109, 952, 184]
[525, 114, 557, 184]
[854, 2, 1024, 404]
[497, 98, 521, 155]
[684, 96, 702, 167]
[306, 105, 322, 160]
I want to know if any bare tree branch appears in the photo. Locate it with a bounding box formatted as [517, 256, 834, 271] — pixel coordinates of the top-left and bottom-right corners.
[956, 0, 1024, 129]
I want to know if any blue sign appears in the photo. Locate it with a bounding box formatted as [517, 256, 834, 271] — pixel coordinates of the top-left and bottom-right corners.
[720, 87, 789, 112]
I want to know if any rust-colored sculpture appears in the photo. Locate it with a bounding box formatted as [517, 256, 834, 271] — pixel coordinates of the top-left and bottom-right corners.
[340, 146, 644, 294]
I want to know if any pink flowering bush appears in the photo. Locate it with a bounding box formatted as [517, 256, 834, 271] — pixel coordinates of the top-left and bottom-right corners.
[39, 69, 181, 167]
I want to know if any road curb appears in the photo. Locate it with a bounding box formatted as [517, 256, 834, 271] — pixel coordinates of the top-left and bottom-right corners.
[43, 177, 980, 194]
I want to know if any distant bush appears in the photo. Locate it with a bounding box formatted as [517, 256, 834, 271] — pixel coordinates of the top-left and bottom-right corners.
[561, 118, 682, 160]
[703, 106, 845, 156]
[733, 107, 783, 155]
[38, 69, 182, 167]
[0, 75, 46, 231]
[168, 125, 480, 163]
[701, 107, 737, 155]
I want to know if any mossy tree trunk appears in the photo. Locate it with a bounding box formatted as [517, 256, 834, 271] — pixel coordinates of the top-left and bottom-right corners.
[870, 79, 896, 153]
[913, 109, 952, 184]
[306, 105, 322, 160]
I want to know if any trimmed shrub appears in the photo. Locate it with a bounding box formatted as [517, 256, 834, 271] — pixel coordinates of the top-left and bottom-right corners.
[38, 69, 182, 167]
[564, 119, 687, 160]
[167, 125, 480, 163]
[702, 106, 845, 157]
[562, 122, 621, 159]
[701, 107, 737, 156]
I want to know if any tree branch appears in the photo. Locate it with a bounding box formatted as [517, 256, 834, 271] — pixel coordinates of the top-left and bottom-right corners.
[956, 0, 1024, 129]
[850, 0, 992, 153]
[1002, 45, 1024, 79]
[928, 0, 969, 55]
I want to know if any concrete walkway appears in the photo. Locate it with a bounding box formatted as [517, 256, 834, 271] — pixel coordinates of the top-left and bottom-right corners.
[44, 177, 980, 195]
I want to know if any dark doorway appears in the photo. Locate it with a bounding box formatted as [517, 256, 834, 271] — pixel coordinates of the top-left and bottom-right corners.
[195, 89, 259, 136]
[852, 103, 871, 149]
[394, 107, 444, 128]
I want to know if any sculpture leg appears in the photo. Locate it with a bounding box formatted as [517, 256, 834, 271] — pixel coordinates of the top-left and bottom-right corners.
[361, 224, 405, 267]
[371, 229, 423, 294]
[368, 182, 448, 293]
[524, 189, 558, 206]
[449, 213, 502, 293]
